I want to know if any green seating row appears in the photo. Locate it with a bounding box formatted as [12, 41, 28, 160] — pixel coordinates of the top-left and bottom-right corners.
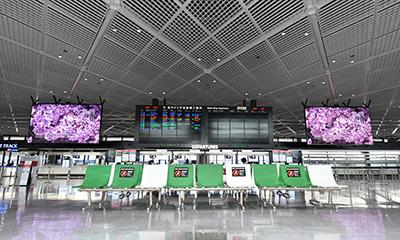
[77, 164, 313, 190]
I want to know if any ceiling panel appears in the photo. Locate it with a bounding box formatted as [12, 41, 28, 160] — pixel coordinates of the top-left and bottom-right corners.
[249, 0, 304, 33]
[163, 11, 208, 51]
[213, 59, 246, 82]
[46, 7, 96, 51]
[190, 38, 228, 68]
[142, 39, 181, 68]
[0, 0, 43, 30]
[107, 13, 153, 53]
[280, 43, 320, 71]
[319, 0, 374, 34]
[215, 12, 259, 52]
[187, 0, 242, 33]
[0, 14, 42, 49]
[268, 17, 314, 56]
[49, 0, 108, 28]
[127, 57, 164, 81]
[236, 41, 276, 71]
[124, 0, 180, 31]
[170, 58, 203, 81]
[95, 39, 137, 69]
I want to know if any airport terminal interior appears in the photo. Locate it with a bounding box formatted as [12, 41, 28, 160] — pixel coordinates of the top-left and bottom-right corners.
[1, 0, 400, 239]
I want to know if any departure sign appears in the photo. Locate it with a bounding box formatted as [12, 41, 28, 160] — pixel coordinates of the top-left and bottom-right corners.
[286, 168, 301, 177]
[136, 105, 273, 145]
[137, 105, 202, 143]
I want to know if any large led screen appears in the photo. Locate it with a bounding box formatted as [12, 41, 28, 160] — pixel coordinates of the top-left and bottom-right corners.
[28, 104, 102, 144]
[305, 107, 373, 145]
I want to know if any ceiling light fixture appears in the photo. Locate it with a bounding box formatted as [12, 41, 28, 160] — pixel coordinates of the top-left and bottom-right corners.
[198, 58, 201, 61]
[162, 91, 166, 95]
[304, 32, 309, 36]
[136, 29, 142, 33]
[63, 90, 67, 94]
[281, 32, 286, 36]
[100, 78, 104, 82]
[148, 91, 152, 95]
[258, 93, 262, 96]
[306, 81, 310, 84]
[216, 58, 221, 62]
[244, 92, 248, 96]
[332, 60, 336, 63]
[212, 80, 216, 83]
[112, 28, 117, 32]
[352, 93, 355, 97]
[350, 60, 355, 64]
[321, 81, 326, 85]
[339, 93, 342, 97]
[197, 79, 201, 83]
[58, 55, 62, 59]
[84, 78, 88, 81]
[50, 90, 53, 94]
[78, 55, 82, 59]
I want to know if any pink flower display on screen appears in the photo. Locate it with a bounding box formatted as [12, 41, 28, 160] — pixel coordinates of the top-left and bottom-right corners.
[305, 107, 373, 145]
[28, 104, 102, 144]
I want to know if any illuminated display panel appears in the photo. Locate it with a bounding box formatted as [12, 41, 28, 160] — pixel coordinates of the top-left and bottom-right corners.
[137, 105, 202, 143]
[305, 106, 373, 145]
[28, 104, 102, 144]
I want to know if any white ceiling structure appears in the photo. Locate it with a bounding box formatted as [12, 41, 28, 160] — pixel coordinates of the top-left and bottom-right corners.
[0, 0, 399, 138]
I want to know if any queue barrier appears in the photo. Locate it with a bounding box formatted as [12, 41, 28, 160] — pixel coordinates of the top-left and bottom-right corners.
[77, 164, 346, 211]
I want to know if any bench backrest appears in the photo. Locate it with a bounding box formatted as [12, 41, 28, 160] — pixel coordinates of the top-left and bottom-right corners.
[196, 164, 224, 188]
[167, 164, 194, 188]
[110, 164, 143, 188]
[253, 164, 283, 187]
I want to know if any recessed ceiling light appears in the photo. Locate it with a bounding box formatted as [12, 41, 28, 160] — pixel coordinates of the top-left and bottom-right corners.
[244, 92, 248, 96]
[258, 93, 262, 96]
[304, 32, 309, 36]
[197, 79, 201, 83]
[84, 78, 88, 81]
[281, 32, 286, 36]
[197, 58, 202, 61]
[321, 81, 326, 85]
[162, 91, 166, 95]
[63, 90, 67, 94]
[350, 60, 355, 64]
[112, 28, 117, 32]
[351, 93, 355, 97]
[332, 60, 336, 63]
[306, 81, 310, 84]
[216, 58, 221, 62]
[78, 55, 82, 59]
[50, 90, 53, 94]
[136, 29, 142, 33]
[58, 55, 62, 59]
[148, 91, 152, 95]
[100, 78, 104, 82]
[212, 80, 216, 83]
[339, 93, 342, 97]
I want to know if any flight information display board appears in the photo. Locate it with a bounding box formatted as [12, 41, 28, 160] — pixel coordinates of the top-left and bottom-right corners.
[137, 105, 202, 143]
[207, 106, 272, 144]
[136, 105, 273, 145]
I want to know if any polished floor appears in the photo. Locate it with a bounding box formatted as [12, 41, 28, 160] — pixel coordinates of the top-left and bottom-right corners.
[0, 178, 399, 240]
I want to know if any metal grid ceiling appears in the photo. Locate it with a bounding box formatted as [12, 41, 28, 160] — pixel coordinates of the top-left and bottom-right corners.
[0, 0, 399, 138]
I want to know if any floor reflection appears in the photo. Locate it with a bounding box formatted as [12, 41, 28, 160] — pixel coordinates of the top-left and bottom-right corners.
[0, 179, 399, 239]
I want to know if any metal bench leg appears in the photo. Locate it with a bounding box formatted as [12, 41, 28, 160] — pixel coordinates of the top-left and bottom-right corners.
[322, 191, 338, 211]
[82, 191, 92, 211]
[178, 191, 182, 211]
[147, 191, 153, 212]
[309, 191, 321, 206]
[239, 191, 245, 211]
[268, 190, 276, 211]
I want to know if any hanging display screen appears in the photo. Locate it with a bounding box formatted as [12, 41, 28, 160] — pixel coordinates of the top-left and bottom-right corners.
[305, 106, 373, 145]
[136, 105, 273, 145]
[28, 104, 102, 144]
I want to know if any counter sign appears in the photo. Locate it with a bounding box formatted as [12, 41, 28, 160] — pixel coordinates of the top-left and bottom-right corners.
[232, 167, 246, 177]
[174, 167, 188, 177]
